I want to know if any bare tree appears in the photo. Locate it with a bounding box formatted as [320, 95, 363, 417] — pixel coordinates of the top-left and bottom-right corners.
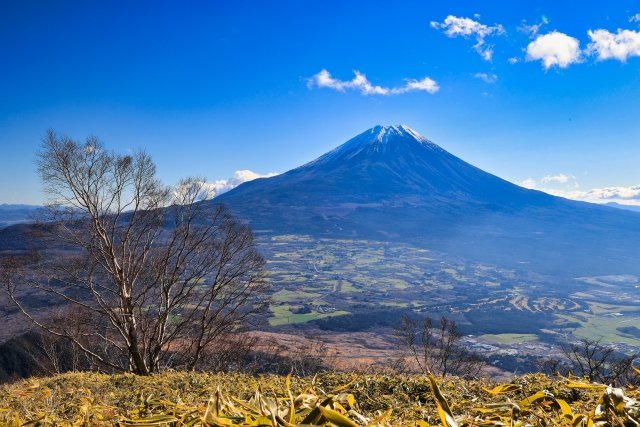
[534, 357, 567, 377]
[3, 130, 269, 375]
[563, 338, 637, 384]
[397, 314, 483, 378]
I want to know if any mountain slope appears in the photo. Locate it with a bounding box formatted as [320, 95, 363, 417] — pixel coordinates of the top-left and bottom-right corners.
[214, 125, 640, 276]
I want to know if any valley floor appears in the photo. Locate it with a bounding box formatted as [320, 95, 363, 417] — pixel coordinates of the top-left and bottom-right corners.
[257, 234, 640, 370]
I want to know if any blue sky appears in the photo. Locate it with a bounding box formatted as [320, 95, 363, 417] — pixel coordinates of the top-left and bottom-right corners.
[1, 1, 640, 204]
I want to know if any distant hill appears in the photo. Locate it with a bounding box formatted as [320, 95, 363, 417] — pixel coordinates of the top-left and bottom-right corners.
[605, 202, 640, 213]
[0, 204, 42, 229]
[216, 125, 640, 276]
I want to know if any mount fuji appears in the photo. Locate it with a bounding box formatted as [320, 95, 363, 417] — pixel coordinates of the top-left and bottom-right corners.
[214, 125, 640, 276]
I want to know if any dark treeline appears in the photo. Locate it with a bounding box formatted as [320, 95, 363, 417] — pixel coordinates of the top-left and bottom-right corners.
[311, 308, 411, 332]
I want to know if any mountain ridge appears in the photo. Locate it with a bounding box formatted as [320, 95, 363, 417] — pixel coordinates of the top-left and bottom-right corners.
[214, 125, 640, 276]
[0, 204, 43, 229]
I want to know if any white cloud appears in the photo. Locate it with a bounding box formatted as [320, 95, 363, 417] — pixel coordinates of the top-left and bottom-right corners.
[519, 174, 640, 206]
[430, 15, 505, 61]
[541, 173, 575, 184]
[474, 72, 498, 83]
[508, 57, 520, 65]
[630, 13, 640, 23]
[582, 185, 640, 201]
[526, 31, 582, 69]
[228, 170, 278, 187]
[587, 28, 640, 62]
[192, 170, 279, 200]
[308, 69, 439, 95]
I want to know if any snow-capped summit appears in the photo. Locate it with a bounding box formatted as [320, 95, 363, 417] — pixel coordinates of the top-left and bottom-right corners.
[369, 124, 428, 143]
[338, 124, 437, 149]
[215, 124, 540, 204]
[306, 124, 443, 168]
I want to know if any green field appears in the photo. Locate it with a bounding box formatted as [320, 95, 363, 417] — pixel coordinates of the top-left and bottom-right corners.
[259, 234, 640, 351]
[479, 333, 538, 344]
[558, 312, 640, 346]
[268, 306, 350, 326]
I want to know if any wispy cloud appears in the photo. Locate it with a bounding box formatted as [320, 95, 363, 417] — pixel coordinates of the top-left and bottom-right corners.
[518, 16, 550, 38]
[587, 28, 640, 62]
[308, 69, 387, 95]
[474, 72, 498, 83]
[526, 31, 582, 69]
[308, 69, 439, 95]
[630, 13, 640, 23]
[430, 15, 505, 61]
[541, 173, 576, 185]
[521, 173, 578, 189]
[520, 178, 537, 189]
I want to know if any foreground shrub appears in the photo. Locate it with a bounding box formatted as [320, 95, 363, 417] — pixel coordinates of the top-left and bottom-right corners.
[1, 371, 640, 426]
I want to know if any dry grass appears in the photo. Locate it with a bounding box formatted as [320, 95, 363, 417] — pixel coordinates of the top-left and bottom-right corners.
[1, 370, 640, 426]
